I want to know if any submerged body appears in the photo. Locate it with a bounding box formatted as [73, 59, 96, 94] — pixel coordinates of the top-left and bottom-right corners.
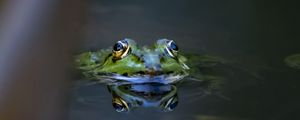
[75, 39, 190, 84]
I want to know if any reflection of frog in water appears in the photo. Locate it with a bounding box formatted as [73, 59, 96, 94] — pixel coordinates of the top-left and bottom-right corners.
[75, 38, 226, 84]
[108, 83, 178, 112]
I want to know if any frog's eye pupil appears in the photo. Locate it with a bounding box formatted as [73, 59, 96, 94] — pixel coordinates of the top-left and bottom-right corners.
[113, 43, 123, 51]
[170, 42, 178, 51]
[112, 40, 131, 59]
[165, 40, 179, 58]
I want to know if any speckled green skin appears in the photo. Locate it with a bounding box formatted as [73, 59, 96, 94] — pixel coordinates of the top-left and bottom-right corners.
[74, 39, 189, 79]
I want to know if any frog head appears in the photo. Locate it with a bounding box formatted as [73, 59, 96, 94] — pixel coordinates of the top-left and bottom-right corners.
[75, 39, 190, 83]
[98, 39, 189, 81]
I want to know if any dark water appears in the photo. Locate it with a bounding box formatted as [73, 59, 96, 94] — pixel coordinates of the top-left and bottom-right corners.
[69, 0, 300, 120]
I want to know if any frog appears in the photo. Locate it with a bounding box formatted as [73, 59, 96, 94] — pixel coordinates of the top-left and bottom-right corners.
[75, 38, 227, 84]
[73, 39, 233, 113]
[108, 83, 178, 112]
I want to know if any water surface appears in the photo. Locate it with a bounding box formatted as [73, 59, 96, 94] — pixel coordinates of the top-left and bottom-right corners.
[69, 0, 300, 120]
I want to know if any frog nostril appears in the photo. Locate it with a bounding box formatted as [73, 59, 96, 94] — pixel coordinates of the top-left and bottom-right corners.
[122, 73, 128, 76]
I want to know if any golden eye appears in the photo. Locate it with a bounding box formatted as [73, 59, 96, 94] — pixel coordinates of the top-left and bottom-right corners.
[165, 40, 179, 57]
[112, 40, 130, 59]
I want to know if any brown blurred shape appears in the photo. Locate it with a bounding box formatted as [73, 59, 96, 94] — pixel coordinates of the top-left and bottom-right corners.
[0, 0, 85, 120]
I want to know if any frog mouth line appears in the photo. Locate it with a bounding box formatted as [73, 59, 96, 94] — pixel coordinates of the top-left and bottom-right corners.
[121, 71, 175, 76]
[97, 71, 178, 77]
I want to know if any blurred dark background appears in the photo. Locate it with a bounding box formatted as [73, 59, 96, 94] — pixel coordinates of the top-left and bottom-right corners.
[82, 0, 300, 61]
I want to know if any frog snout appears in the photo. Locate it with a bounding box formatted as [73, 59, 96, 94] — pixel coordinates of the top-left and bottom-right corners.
[145, 64, 162, 75]
[143, 53, 162, 74]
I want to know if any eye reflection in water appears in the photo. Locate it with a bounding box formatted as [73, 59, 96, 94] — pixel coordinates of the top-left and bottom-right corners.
[108, 83, 179, 112]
